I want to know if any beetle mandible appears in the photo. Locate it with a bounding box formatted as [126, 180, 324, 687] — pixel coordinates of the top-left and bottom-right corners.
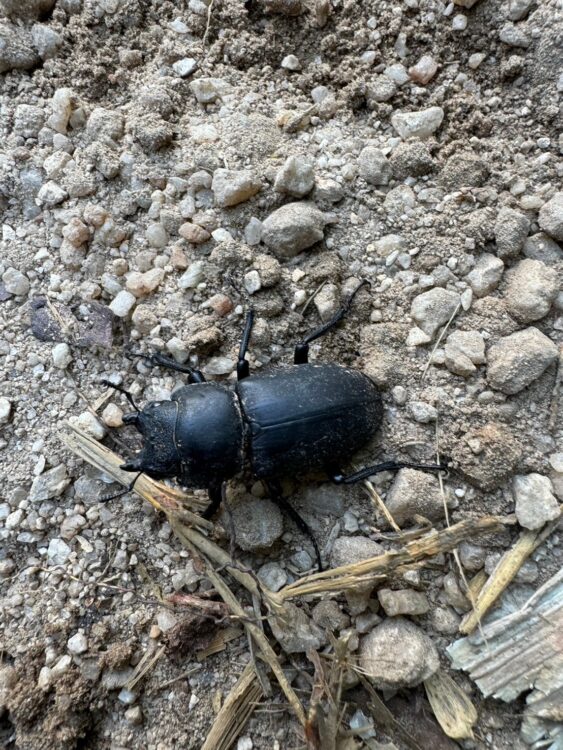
[103, 282, 445, 570]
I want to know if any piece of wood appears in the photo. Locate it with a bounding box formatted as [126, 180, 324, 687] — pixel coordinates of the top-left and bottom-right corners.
[424, 671, 477, 740]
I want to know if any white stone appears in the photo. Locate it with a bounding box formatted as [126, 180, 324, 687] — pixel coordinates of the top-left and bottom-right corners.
[47, 538, 72, 565]
[172, 57, 197, 77]
[52, 343, 72, 369]
[69, 411, 106, 440]
[512, 474, 560, 530]
[465, 254, 504, 297]
[109, 290, 136, 317]
[281, 54, 301, 71]
[178, 262, 205, 289]
[410, 288, 460, 338]
[36, 181, 68, 207]
[538, 192, 563, 241]
[145, 223, 168, 248]
[274, 155, 315, 197]
[46, 87, 73, 133]
[391, 106, 444, 139]
[2, 267, 30, 295]
[261, 202, 325, 258]
[358, 147, 391, 185]
[203, 357, 235, 376]
[67, 632, 88, 654]
[212, 169, 261, 207]
[244, 270, 262, 295]
[487, 327, 558, 395]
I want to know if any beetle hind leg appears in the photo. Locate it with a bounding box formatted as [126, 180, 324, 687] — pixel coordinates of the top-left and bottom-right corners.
[127, 352, 205, 384]
[266, 479, 323, 572]
[294, 279, 369, 364]
[331, 459, 448, 485]
[202, 481, 225, 519]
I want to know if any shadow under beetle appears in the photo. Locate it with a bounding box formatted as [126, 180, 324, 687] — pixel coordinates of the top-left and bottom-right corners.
[103, 282, 445, 570]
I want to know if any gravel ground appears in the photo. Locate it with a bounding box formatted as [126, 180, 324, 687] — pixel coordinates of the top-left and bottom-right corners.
[0, 0, 562, 748]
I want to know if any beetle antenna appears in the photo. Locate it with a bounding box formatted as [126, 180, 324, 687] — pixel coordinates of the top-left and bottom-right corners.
[101, 379, 140, 412]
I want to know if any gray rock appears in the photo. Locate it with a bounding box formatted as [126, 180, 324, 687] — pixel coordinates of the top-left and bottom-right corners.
[439, 151, 489, 190]
[378, 588, 429, 616]
[0, 23, 39, 73]
[231, 498, 283, 551]
[431, 606, 461, 634]
[359, 618, 439, 689]
[494, 207, 530, 259]
[407, 401, 437, 423]
[523, 233, 563, 264]
[31, 23, 62, 60]
[2, 267, 29, 296]
[212, 169, 261, 207]
[29, 464, 70, 502]
[508, 0, 534, 19]
[465, 254, 504, 297]
[410, 288, 461, 338]
[504, 259, 559, 323]
[257, 562, 287, 592]
[458, 542, 486, 571]
[274, 155, 315, 197]
[67, 632, 88, 655]
[269, 602, 325, 653]
[0, 0, 55, 18]
[444, 330, 486, 377]
[487, 327, 558, 395]
[47, 538, 72, 565]
[261, 202, 325, 257]
[443, 572, 471, 611]
[366, 76, 397, 104]
[389, 140, 434, 179]
[36, 180, 68, 208]
[391, 106, 444, 139]
[499, 22, 530, 48]
[314, 283, 339, 321]
[313, 177, 344, 205]
[312, 600, 350, 631]
[189, 77, 230, 103]
[385, 469, 446, 525]
[52, 342, 72, 369]
[512, 474, 560, 530]
[538, 192, 563, 241]
[299, 484, 345, 515]
[331, 536, 384, 614]
[358, 147, 391, 185]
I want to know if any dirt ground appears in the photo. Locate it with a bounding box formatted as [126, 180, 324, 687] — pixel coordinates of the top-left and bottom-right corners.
[0, 0, 562, 748]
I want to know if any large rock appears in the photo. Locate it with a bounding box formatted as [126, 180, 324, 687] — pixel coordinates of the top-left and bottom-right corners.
[487, 327, 558, 394]
[444, 330, 486, 377]
[359, 618, 439, 689]
[450, 422, 523, 491]
[410, 288, 461, 338]
[261, 202, 325, 257]
[504, 259, 559, 323]
[358, 147, 391, 185]
[0, 0, 55, 19]
[230, 498, 283, 551]
[0, 23, 40, 73]
[29, 465, 70, 502]
[512, 474, 560, 530]
[538, 192, 563, 241]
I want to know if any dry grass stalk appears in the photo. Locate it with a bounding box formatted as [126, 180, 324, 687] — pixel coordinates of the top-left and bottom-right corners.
[175, 527, 306, 726]
[62, 423, 209, 519]
[201, 662, 264, 750]
[196, 626, 243, 660]
[459, 519, 560, 634]
[424, 670, 478, 740]
[280, 515, 509, 601]
[362, 479, 400, 532]
[421, 301, 461, 382]
[126, 644, 166, 692]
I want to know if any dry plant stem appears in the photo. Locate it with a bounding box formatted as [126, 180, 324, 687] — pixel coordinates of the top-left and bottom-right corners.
[362, 479, 400, 532]
[62, 423, 209, 519]
[459, 519, 560, 634]
[201, 662, 263, 750]
[280, 515, 509, 600]
[179, 534, 307, 727]
[548, 349, 562, 432]
[421, 302, 462, 382]
[126, 644, 166, 692]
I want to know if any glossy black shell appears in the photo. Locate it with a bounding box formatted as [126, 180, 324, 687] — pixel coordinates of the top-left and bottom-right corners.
[130, 363, 383, 489]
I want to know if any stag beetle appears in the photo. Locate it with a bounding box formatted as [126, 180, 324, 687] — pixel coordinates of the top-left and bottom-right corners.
[103, 282, 445, 570]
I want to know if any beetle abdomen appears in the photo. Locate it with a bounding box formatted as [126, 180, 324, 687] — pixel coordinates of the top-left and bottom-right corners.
[236, 364, 383, 478]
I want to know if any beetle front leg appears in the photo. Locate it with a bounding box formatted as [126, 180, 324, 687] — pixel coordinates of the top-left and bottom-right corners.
[202, 481, 225, 519]
[128, 351, 205, 384]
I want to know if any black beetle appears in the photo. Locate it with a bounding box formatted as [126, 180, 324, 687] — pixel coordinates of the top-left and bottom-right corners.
[103, 282, 445, 569]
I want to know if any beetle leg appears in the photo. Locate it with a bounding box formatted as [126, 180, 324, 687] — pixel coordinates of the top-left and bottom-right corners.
[294, 279, 370, 364]
[101, 379, 141, 411]
[331, 459, 448, 485]
[266, 479, 323, 572]
[127, 351, 205, 384]
[202, 481, 225, 519]
[99, 471, 142, 502]
[237, 310, 254, 381]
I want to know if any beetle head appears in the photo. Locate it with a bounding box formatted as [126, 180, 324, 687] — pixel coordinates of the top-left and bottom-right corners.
[121, 400, 180, 479]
